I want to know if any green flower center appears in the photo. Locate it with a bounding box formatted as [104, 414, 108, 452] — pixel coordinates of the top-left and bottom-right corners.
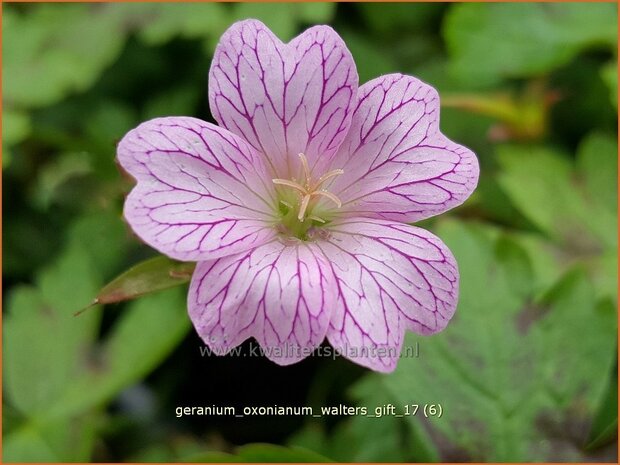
[272, 153, 344, 241]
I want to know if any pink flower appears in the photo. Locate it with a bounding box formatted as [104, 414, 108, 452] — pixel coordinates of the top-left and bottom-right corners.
[117, 20, 479, 372]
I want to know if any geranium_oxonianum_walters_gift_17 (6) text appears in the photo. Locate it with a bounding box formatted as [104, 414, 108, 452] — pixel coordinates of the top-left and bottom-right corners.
[116, 19, 479, 372]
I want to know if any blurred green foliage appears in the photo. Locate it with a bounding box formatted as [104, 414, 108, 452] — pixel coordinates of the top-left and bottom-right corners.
[384, 221, 616, 461]
[444, 3, 617, 87]
[3, 2, 618, 462]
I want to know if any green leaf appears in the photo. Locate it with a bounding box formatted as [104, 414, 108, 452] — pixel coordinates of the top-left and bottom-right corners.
[510, 231, 565, 296]
[4, 246, 101, 416]
[586, 350, 618, 450]
[2, 107, 31, 168]
[497, 146, 586, 237]
[591, 252, 619, 303]
[3, 213, 189, 461]
[496, 140, 618, 303]
[3, 426, 59, 462]
[601, 61, 618, 108]
[137, 3, 228, 46]
[4, 412, 100, 462]
[4, 287, 189, 461]
[381, 220, 617, 461]
[494, 234, 534, 299]
[3, 4, 128, 108]
[3, 108, 31, 146]
[92, 256, 195, 306]
[2, 214, 128, 461]
[496, 144, 616, 249]
[444, 3, 618, 87]
[576, 132, 618, 214]
[349, 377, 439, 462]
[45, 288, 190, 421]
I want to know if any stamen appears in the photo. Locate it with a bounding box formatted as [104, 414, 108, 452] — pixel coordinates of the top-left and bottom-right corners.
[298, 194, 311, 221]
[298, 153, 311, 186]
[311, 190, 342, 208]
[313, 169, 344, 190]
[273, 178, 307, 195]
[273, 157, 344, 225]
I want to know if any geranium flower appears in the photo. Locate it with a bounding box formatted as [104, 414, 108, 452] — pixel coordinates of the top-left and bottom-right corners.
[117, 20, 479, 372]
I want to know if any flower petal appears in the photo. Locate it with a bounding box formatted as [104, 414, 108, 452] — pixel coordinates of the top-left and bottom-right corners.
[329, 74, 479, 223]
[189, 239, 337, 365]
[117, 116, 277, 261]
[209, 19, 358, 178]
[316, 218, 458, 372]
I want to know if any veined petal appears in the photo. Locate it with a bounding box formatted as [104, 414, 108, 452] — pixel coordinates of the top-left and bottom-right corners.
[317, 218, 458, 372]
[329, 74, 479, 223]
[209, 19, 358, 179]
[189, 239, 337, 365]
[117, 117, 277, 261]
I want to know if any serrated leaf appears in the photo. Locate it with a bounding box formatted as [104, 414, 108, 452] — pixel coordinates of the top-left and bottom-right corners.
[497, 146, 587, 239]
[380, 220, 617, 461]
[496, 140, 617, 303]
[93, 256, 195, 306]
[497, 144, 616, 249]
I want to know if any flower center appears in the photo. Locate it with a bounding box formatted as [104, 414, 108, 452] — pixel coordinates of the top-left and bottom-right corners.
[272, 153, 343, 240]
